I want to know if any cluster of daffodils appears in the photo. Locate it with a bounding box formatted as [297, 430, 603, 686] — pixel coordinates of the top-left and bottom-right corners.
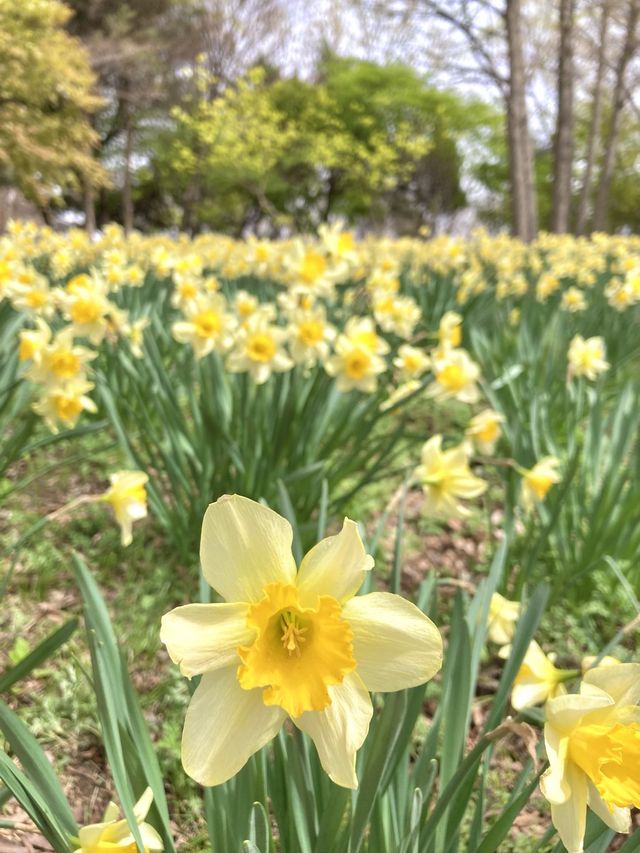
[487, 593, 639, 852]
[412, 313, 563, 522]
[2, 220, 637, 437]
[5, 259, 147, 431]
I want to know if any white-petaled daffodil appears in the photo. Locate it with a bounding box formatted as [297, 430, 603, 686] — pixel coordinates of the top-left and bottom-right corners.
[161, 495, 443, 789]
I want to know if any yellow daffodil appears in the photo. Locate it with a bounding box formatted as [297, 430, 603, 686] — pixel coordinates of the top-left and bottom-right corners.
[226, 315, 293, 384]
[428, 348, 481, 404]
[161, 495, 442, 789]
[325, 335, 387, 393]
[393, 344, 430, 379]
[343, 316, 390, 356]
[519, 456, 561, 509]
[287, 306, 336, 367]
[32, 377, 97, 433]
[172, 294, 236, 359]
[18, 319, 52, 363]
[465, 408, 505, 455]
[416, 435, 487, 518]
[541, 664, 640, 852]
[487, 592, 520, 647]
[71, 787, 163, 852]
[24, 328, 96, 386]
[60, 281, 113, 345]
[511, 641, 576, 710]
[372, 293, 421, 338]
[102, 470, 149, 546]
[438, 311, 462, 349]
[561, 287, 587, 312]
[567, 335, 610, 381]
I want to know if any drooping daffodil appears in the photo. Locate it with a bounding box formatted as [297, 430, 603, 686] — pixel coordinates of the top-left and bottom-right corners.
[71, 787, 163, 852]
[540, 663, 640, 852]
[161, 495, 443, 789]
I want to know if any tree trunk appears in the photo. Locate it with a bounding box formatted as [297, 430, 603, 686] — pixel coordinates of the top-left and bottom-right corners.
[122, 111, 134, 234]
[593, 0, 639, 232]
[575, 0, 610, 234]
[551, 0, 575, 233]
[83, 176, 96, 233]
[505, 0, 538, 241]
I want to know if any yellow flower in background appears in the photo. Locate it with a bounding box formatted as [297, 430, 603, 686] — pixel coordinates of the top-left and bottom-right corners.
[561, 286, 587, 312]
[71, 787, 163, 852]
[416, 435, 487, 518]
[567, 335, 609, 381]
[325, 335, 387, 393]
[102, 470, 149, 546]
[60, 281, 113, 345]
[32, 377, 97, 433]
[541, 664, 640, 853]
[24, 327, 96, 386]
[372, 293, 421, 339]
[511, 641, 575, 710]
[234, 289, 259, 321]
[18, 319, 51, 363]
[161, 495, 442, 788]
[343, 316, 390, 356]
[487, 592, 520, 647]
[428, 348, 481, 404]
[520, 456, 561, 509]
[172, 294, 236, 359]
[465, 408, 505, 455]
[393, 344, 430, 379]
[288, 305, 336, 367]
[438, 311, 462, 349]
[226, 315, 293, 384]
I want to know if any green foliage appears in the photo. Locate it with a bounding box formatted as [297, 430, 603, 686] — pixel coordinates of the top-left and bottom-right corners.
[153, 57, 498, 232]
[0, 0, 104, 205]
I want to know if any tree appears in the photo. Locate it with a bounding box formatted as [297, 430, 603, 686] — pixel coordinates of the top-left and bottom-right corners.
[592, 0, 640, 231]
[551, 0, 576, 232]
[0, 0, 103, 211]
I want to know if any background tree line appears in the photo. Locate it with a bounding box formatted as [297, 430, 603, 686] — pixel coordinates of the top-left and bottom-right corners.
[0, 0, 639, 237]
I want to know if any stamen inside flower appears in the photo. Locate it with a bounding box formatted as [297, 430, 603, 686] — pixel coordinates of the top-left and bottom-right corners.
[237, 582, 356, 717]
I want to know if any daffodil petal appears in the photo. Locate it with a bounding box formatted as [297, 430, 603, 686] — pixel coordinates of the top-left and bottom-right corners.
[582, 662, 640, 707]
[342, 592, 442, 691]
[160, 603, 252, 676]
[182, 666, 286, 786]
[78, 823, 112, 849]
[549, 762, 588, 853]
[296, 519, 373, 607]
[586, 781, 631, 834]
[133, 787, 153, 822]
[540, 731, 570, 804]
[120, 822, 165, 851]
[545, 693, 613, 734]
[294, 672, 372, 789]
[200, 495, 296, 603]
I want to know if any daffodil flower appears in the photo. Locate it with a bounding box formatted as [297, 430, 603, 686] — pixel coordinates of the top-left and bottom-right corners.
[102, 470, 149, 546]
[70, 787, 163, 852]
[511, 641, 577, 710]
[161, 495, 443, 789]
[415, 435, 487, 518]
[487, 592, 520, 648]
[541, 664, 640, 853]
